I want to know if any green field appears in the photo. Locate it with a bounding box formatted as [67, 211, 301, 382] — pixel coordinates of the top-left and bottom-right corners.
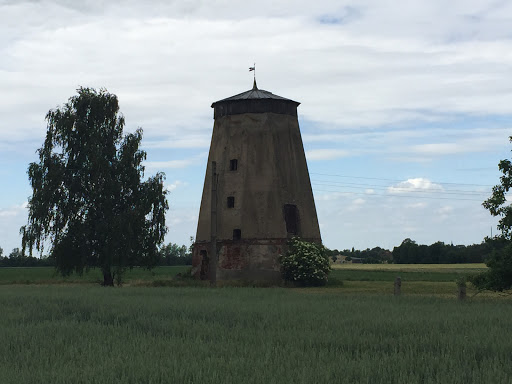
[0, 263, 487, 285]
[1, 285, 512, 383]
[332, 262, 487, 272]
[1, 264, 511, 383]
[0, 264, 491, 297]
[0, 266, 190, 285]
[329, 263, 488, 286]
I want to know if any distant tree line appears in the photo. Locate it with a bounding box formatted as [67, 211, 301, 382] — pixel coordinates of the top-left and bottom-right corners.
[328, 247, 392, 264]
[0, 247, 53, 267]
[325, 238, 507, 264]
[391, 238, 507, 264]
[157, 242, 193, 266]
[0, 242, 193, 268]
[1, 237, 506, 268]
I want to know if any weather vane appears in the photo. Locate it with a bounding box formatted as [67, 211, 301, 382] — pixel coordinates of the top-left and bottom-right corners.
[249, 63, 256, 81]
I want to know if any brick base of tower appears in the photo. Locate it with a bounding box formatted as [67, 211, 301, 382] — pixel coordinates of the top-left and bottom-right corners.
[192, 238, 321, 283]
[192, 239, 284, 283]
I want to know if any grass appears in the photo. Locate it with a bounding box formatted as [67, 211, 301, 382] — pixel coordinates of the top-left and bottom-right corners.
[0, 266, 190, 285]
[1, 286, 512, 384]
[0, 264, 486, 286]
[329, 269, 476, 283]
[0, 264, 493, 296]
[332, 263, 487, 272]
[1, 264, 510, 383]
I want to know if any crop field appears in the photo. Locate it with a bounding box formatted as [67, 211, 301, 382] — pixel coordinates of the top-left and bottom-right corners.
[0, 266, 190, 286]
[1, 285, 512, 384]
[332, 263, 487, 273]
[329, 263, 488, 290]
[0, 263, 494, 297]
[1, 264, 511, 383]
[0, 263, 486, 284]
[0, 263, 491, 296]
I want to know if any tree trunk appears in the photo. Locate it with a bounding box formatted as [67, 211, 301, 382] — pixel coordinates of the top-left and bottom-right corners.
[102, 269, 114, 286]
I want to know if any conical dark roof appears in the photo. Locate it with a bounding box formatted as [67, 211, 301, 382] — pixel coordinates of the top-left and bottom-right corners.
[211, 80, 300, 119]
[212, 80, 299, 106]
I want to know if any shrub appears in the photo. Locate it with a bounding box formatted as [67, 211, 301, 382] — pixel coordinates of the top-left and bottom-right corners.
[279, 238, 331, 286]
[469, 244, 512, 292]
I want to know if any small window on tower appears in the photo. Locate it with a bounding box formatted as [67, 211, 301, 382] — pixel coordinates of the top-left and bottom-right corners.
[227, 196, 235, 208]
[230, 159, 238, 171]
[233, 229, 241, 241]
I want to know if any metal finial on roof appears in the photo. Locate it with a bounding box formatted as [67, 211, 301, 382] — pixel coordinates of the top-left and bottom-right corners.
[249, 63, 256, 89]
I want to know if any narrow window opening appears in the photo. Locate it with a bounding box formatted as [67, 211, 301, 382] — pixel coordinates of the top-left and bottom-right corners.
[227, 196, 235, 208]
[233, 229, 241, 241]
[230, 159, 238, 171]
[199, 250, 209, 280]
[283, 204, 300, 236]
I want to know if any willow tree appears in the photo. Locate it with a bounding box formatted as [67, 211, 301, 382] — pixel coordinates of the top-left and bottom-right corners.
[21, 88, 168, 286]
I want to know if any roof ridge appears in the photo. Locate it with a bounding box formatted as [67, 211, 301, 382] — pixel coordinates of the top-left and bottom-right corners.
[211, 87, 298, 106]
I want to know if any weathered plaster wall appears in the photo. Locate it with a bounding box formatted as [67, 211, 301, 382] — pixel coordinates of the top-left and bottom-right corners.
[192, 111, 321, 281]
[193, 239, 285, 282]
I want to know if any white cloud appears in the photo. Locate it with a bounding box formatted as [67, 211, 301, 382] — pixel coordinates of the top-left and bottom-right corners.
[0, 209, 18, 218]
[165, 180, 186, 192]
[388, 178, 444, 194]
[410, 134, 507, 156]
[0, 202, 27, 253]
[145, 152, 207, 170]
[0, 202, 28, 217]
[2, 0, 512, 146]
[144, 134, 211, 149]
[315, 191, 353, 201]
[405, 202, 427, 209]
[304, 125, 511, 163]
[165, 207, 199, 243]
[306, 149, 350, 160]
[437, 205, 454, 219]
[346, 197, 366, 212]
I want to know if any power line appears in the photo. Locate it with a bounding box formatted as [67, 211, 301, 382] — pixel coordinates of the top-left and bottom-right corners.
[311, 187, 485, 202]
[310, 172, 495, 188]
[311, 180, 490, 196]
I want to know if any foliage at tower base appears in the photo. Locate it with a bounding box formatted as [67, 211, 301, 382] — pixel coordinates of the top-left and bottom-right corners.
[21, 88, 169, 286]
[279, 238, 330, 286]
[470, 136, 512, 292]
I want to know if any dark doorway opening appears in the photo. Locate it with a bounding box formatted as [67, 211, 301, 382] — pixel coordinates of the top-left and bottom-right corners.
[230, 159, 238, 171]
[283, 204, 300, 236]
[200, 250, 209, 280]
[233, 229, 241, 241]
[227, 196, 235, 208]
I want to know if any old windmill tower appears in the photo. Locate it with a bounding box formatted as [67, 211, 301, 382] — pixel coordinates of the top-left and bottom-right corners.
[192, 76, 321, 282]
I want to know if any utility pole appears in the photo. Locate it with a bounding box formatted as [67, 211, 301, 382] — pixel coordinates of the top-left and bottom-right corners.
[210, 161, 218, 286]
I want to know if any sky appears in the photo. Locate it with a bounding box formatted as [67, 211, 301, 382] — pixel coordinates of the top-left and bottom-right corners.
[1, 0, 512, 255]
